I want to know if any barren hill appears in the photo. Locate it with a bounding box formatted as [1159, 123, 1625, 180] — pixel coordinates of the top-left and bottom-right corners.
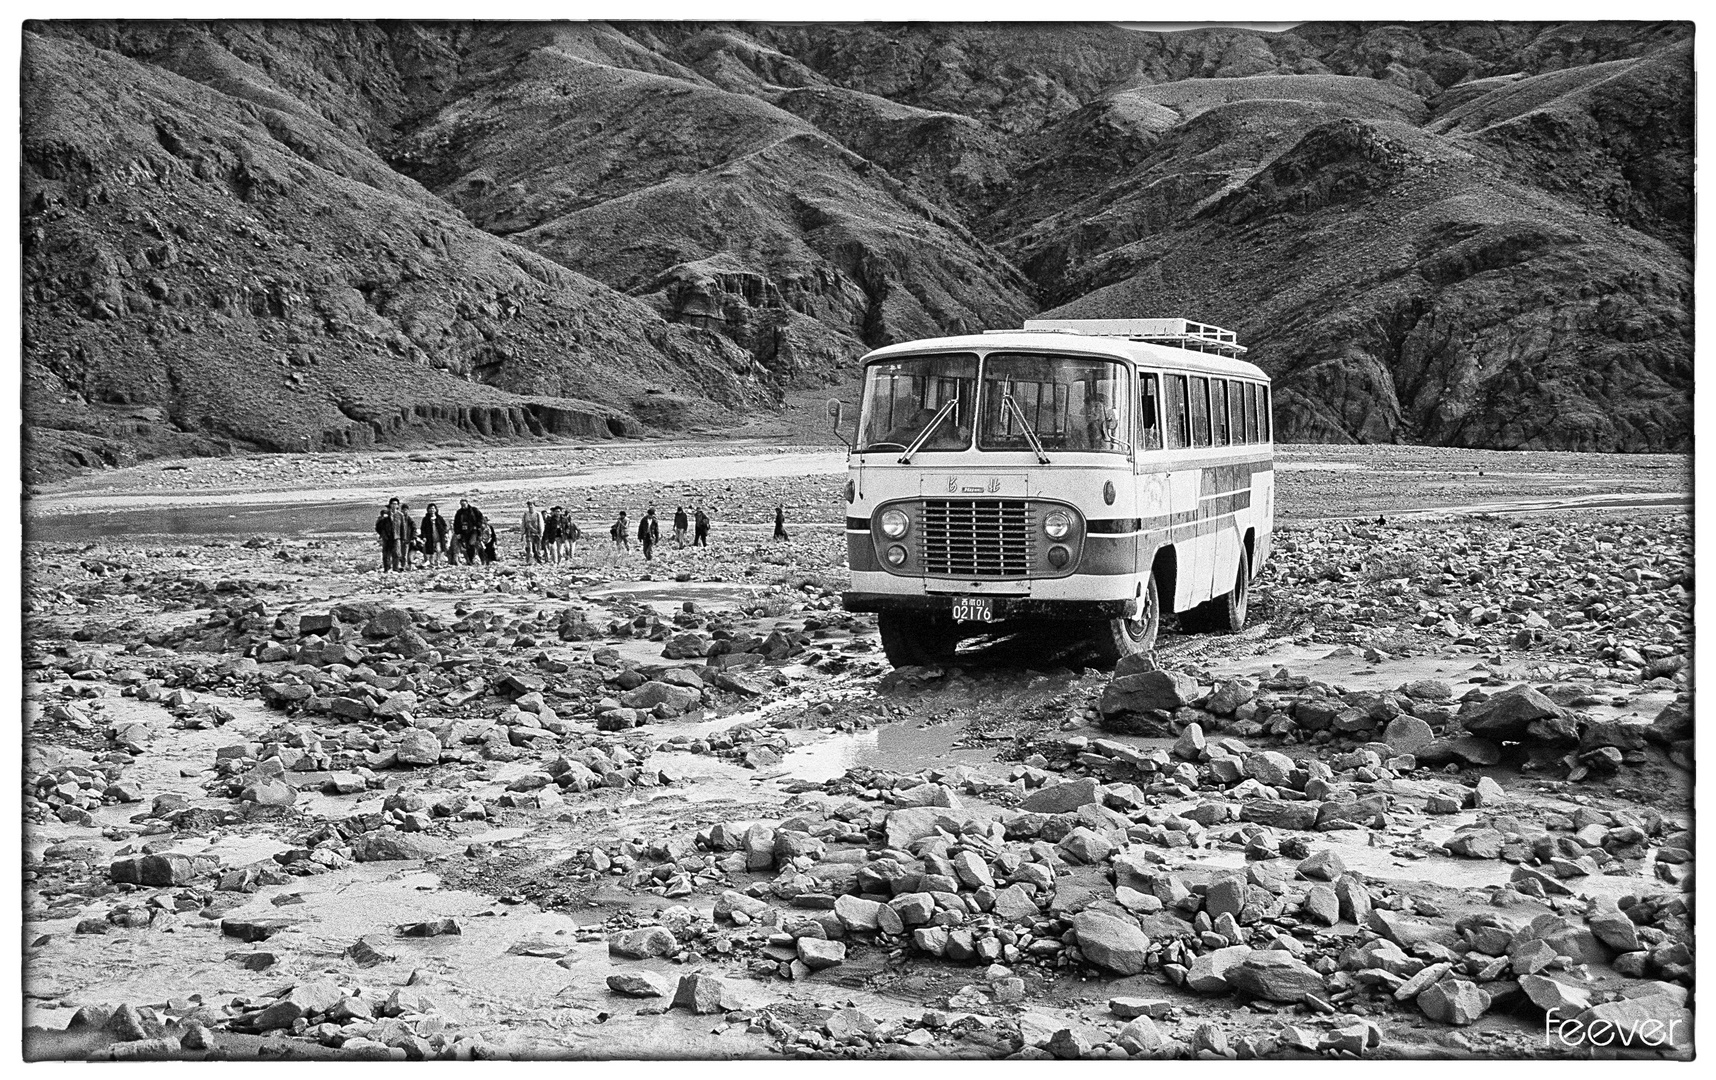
[21, 20, 1693, 481]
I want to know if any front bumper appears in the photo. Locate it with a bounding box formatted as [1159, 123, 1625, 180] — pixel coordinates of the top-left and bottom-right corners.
[841, 590, 1132, 621]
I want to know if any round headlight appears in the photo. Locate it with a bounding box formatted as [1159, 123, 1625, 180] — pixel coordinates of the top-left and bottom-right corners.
[885, 544, 908, 567]
[1044, 510, 1072, 540]
[1047, 545, 1070, 568]
[880, 509, 910, 538]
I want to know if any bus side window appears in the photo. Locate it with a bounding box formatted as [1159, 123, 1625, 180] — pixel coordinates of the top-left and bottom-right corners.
[1243, 382, 1258, 443]
[1210, 379, 1229, 446]
[1139, 373, 1161, 451]
[1164, 375, 1188, 449]
[1262, 385, 1273, 441]
[1189, 376, 1211, 448]
[1227, 380, 1244, 445]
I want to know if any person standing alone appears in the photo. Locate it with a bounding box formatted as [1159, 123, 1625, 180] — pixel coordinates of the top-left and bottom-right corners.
[774, 504, 789, 542]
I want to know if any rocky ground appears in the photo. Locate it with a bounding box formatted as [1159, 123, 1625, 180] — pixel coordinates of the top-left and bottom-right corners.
[20, 444, 1692, 1061]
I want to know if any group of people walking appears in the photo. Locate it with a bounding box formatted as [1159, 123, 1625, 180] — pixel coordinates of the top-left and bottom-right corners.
[519, 501, 581, 564]
[609, 505, 714, 561]
[375, 497, 500, 571]
[374, 497, 784, 571]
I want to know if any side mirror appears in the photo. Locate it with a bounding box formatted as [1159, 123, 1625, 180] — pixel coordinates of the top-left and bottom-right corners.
[827, 399, 852, 450]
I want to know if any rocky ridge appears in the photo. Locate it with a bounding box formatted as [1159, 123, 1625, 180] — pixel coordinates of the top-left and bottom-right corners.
[22, 20, 1693, 482]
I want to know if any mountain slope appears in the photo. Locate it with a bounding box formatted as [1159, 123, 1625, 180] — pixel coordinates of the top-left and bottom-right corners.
[21, 29, 765, 482]
[20, 19, 1694, 479]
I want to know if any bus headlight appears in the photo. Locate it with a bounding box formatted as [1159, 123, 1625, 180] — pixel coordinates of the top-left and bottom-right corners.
[1043, 510, 1072, 540]
[880, 509, 910, 538]
[885, 544, 908, 567]
[1047, 545, 1070, 568]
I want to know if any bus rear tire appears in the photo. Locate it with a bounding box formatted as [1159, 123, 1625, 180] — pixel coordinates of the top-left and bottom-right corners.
[1091, 576, 1160, 664]
[877, 612, 960, 668]
[1182, 548, 1251, 634]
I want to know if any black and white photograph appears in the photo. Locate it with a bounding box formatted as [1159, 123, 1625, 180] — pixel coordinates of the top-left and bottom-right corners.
[11, 8, 1698, 1063]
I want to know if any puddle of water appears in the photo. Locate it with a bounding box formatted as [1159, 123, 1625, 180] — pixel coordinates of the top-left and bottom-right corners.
[772, 720, 995, 783]
[580, 580, 771, 618]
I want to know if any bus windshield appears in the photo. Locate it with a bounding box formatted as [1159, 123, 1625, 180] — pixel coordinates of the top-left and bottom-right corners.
[856, 353, 978, 453]
[978, 353, 1131, 454]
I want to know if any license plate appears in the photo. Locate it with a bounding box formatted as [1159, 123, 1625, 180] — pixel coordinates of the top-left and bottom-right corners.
[951, 596, 994, 623]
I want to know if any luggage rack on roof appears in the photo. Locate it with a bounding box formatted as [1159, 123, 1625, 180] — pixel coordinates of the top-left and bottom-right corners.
[990, 318, 1247, 356]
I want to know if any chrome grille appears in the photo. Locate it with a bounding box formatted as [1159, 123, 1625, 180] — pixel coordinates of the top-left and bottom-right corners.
[919, 499, 1033, 577]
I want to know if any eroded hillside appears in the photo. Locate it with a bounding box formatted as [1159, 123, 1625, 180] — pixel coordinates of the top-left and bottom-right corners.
[21, 20, 1693, 480]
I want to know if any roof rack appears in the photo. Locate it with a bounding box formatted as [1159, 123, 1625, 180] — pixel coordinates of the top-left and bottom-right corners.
[1001, 318, 1247, 356]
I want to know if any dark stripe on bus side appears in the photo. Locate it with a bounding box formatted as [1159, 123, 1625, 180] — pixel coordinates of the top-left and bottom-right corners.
[1087, 518, 1143, 534]
[845, 517, 871, 532]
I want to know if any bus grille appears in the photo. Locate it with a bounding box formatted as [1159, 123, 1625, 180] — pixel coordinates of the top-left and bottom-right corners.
[919, 499, 1033, 577]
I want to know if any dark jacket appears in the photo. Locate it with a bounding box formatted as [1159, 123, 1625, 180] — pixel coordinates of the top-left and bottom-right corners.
[421, 512, 448, 551]
[381, 509, 412, 544]
[694, 511, 710, 532]
[453, 505, 481, 537]
[674, 510, 689, 531]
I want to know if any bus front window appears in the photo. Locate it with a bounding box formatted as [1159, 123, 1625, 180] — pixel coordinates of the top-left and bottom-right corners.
[856, 354, 978, 453]
[978, 354, 1131, 454]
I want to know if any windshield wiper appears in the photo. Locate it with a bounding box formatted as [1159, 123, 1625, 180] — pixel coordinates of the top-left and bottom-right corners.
[899, 399, 959, 464]
[1002, 393, 1051, 464]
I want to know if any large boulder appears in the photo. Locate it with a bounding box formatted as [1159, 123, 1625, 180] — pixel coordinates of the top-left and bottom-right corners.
[1226, 952, 1327, 1003]
[1100, 671, 1199, 718]
[618, 681, 702, 714]
[395, 730, 442, 766]
[1018, 778, 1099, 815]
[350, 830, 453, 863]
[1460, 685, 1570, 743]
[1418, 980, 1491, 1025]
[1070, 911, 1150, 975]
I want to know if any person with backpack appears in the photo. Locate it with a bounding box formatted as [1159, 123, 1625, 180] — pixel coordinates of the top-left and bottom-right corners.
[693, 506, 710, 547]
[611, 510, 631, 552]
[453, 498, 482, 565]
[478, 514, 499, 565]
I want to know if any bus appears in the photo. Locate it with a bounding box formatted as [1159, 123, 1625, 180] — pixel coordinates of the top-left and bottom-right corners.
[833, 318, 1273, 668]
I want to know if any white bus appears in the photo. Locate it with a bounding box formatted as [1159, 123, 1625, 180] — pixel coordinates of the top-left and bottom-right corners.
[834, 318, 1273, 667]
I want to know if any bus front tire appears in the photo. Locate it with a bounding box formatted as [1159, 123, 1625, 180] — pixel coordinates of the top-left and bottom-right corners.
[1182, 549, 1251, 634]
[1091, 576, 1160, 664]
[877, 612, 960, 668]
